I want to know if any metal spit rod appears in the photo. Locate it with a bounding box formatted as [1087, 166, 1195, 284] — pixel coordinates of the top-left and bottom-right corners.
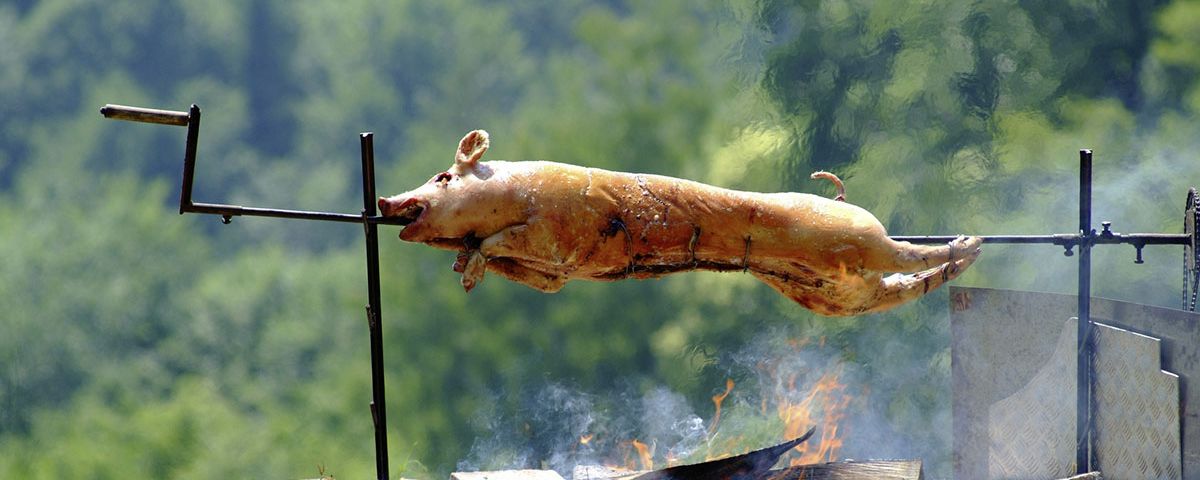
[101, 104, 410, 226]
[101, 104, 1189, 248]
[894, 233, 1189, 246]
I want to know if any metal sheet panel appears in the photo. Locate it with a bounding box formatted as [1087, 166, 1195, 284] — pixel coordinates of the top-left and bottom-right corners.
[1092, 323, 1182, 480]
[951, 287, 1198, 479]
[986, 318, 1076, 479]
[951, 288, 1082, 479]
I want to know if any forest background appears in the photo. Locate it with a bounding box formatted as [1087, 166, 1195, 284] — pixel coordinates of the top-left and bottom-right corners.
[2, 0, 1199, 478]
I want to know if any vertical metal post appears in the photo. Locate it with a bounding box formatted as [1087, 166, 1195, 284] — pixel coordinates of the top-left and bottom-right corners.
[361, 132, 389, 480]
[180, 104, 201, 214]
[1076, 149, 1093, 474]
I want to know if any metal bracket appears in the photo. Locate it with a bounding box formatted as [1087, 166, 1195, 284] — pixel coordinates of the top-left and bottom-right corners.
[101, 103, 394, 480]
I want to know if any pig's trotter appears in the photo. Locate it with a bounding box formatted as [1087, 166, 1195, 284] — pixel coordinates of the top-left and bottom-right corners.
[460, 249, 487, 292]
[453, 252, 469, 273]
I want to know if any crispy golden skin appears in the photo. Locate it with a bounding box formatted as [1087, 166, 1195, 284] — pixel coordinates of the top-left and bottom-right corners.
[380, 130, 980, 316]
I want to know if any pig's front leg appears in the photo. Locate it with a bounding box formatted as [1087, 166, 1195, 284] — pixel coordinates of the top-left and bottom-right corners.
[452, 249, 487, 292]
[454, 221, 571, 293]
[478, 222, 566, 264]
[454, 249, 567, 292]
[486, 258, 568, 293]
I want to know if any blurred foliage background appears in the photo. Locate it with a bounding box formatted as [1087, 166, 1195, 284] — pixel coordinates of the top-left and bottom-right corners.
[1, 0, 1199, 478]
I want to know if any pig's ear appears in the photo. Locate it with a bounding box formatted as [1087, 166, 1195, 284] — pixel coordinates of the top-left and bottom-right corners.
[455, 130, 490, 169]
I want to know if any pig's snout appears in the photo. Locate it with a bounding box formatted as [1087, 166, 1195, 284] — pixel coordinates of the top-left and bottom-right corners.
[377, 196, 426, 226]
[377, 197, 396, 215]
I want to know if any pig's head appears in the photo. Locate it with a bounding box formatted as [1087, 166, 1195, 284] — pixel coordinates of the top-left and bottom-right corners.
[378, 130, 523, 244]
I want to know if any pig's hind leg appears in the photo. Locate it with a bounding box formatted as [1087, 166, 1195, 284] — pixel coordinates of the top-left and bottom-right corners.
[860, 234, 982, 274]
[856, 235, 981, 313]
[860, 250, 979, 313]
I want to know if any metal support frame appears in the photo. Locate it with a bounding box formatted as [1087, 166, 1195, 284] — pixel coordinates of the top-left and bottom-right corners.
[1077, 150, 1095, 474]
[102, 104, 394, 480]
[897, 150, 1194, 475]
[103, 103, 1195, 477]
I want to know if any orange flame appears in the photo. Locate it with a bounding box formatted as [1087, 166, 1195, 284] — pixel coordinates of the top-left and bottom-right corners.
[579, 434, 593, 446]
[600, 339, 853, 471]
[708, 378, 735, 436]
[631, 439, 654, 470]
[779, 366, 849, 465]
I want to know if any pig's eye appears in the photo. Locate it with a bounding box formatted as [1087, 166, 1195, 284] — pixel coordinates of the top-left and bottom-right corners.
[433, 172, 454, 185]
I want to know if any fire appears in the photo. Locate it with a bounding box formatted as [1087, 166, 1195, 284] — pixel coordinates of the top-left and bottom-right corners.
[777, 366, 849, 465]
[698, 358, 851, 467]
[631, 439, 654, 470]
[709, 377, 735, 436]
[599, 338, 853, 472]
[579, 434, 593, 446]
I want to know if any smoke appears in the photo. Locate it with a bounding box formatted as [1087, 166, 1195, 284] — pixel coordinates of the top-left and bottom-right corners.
[637, 388, 708, 464]
[458, 382, 708, 474]
[958, 119, 1200, 311]
[458, 383, 597, 473]
[457, 326, 945, 477]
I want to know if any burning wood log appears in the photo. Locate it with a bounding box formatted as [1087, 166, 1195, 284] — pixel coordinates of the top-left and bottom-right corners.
[765, 460, 922, 480]
[567, 429, 917, 480]
[452, 469, 567, 480]
[629, 428, 815, 480]
[570, 460, 923, 480]
[572, 465, 640, 480]
[454, 389, 914, 480]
